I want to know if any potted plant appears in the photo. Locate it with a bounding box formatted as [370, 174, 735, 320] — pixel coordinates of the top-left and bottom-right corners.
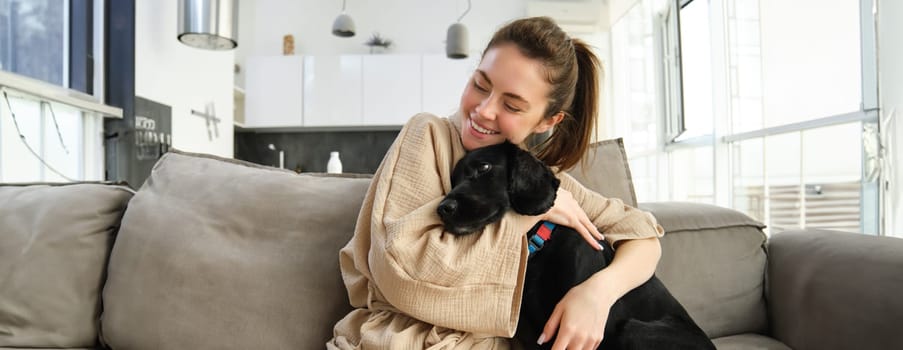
[364, 32, 392, 54]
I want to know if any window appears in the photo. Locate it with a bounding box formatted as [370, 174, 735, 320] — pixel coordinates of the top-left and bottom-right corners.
[670, 145, 714, 203]
[675, 0, 712, 141]
[727, 0, 764, 134]
[0, 0, 110, 182]
[610, 0, 880, 235]
[0, 93, 105, 181]
[611, 0, 660, 155]
[0, 0, 65, 85]
[723, 0, 871, 234]
[731, 138, 764, 221]
[737, 0, 861, 132]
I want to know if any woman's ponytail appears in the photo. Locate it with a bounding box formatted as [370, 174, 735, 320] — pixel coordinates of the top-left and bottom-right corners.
[536, 39, 600, 171]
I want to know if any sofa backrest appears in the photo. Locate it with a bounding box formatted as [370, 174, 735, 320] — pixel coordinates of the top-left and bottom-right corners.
[99, 150, 371, 350]
[641, 201, 769, 339]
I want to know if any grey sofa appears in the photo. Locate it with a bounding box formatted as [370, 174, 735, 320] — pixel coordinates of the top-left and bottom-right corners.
[2, 149, 901, 350]
[641, 202, 903, 350]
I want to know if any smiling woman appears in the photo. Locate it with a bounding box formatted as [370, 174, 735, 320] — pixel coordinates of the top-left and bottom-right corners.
[329, 16, 667, 350]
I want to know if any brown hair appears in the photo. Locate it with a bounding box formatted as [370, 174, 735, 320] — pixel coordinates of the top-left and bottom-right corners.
[484, 16, 601, 171]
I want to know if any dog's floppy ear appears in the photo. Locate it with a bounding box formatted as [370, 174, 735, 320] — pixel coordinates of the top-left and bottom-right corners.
[505, 143, 561, 216]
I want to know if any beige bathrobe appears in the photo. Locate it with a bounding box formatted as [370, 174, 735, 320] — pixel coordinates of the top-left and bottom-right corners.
[328, 113, 664, 350]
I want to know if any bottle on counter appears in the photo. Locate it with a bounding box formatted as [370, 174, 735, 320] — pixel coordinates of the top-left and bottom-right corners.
[327, 151, 343, 174]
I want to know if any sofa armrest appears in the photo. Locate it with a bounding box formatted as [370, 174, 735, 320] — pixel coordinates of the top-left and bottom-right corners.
[767, 229, 903, 350]
[639, 202, 769, 339]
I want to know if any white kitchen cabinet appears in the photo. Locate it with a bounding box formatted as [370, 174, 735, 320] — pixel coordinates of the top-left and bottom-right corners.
[361, 54, 422, 126]
[243, 54, 480, 129]
[244, 56, 304, 127]
[303, 55, 363, 126]
[421, 54, 479, 117]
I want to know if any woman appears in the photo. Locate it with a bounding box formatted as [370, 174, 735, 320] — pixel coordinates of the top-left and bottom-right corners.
[328, 17, 664, 350]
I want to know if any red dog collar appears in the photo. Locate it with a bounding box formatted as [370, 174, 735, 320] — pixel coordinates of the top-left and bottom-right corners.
[528, 221, 556, 257]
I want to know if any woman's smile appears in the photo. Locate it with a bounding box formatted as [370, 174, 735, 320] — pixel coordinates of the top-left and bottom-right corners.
[468, 117, 500, 137]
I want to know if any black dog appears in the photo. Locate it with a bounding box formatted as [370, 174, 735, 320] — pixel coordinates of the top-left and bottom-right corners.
[437, 142, 715, 350]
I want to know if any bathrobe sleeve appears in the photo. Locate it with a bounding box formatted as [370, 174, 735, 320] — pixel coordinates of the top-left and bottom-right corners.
[558, 173, 665, 245]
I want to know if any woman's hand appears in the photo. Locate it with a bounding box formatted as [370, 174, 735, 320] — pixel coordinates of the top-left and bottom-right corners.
[539, 237, 662, 349]
[538, 276, 616, 349]
[542, 188, 604, 250]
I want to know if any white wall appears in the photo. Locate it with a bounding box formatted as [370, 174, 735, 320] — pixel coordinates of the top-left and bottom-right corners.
[878, 0, 903, 237]
[135, 0, 234, 158]
[235, 0, 527, 88]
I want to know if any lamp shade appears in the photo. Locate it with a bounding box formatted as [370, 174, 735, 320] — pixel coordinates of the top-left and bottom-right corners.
[332, 13, 356, 37]
[178, 0, 238, 50]
[446, 23, 469, 59]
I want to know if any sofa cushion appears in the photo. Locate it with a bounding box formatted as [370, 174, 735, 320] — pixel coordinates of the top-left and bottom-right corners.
[640, 202, 768, 339]
[712, 333, 791, 350]
[567, 138, 638, 207]
[100, 150, 371, 350]
[0, 183, 133, 348]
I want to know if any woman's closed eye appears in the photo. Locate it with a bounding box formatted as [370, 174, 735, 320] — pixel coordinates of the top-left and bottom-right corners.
[473, 81, 489, 93]
[504, 103, 522, 113]
[471, 76, 524, 112]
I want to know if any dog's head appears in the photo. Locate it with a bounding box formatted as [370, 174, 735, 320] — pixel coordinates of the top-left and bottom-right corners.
[438, 142, 560, 235]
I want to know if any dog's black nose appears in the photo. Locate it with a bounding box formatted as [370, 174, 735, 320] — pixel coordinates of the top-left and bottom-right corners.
[438, 199, 458, 217]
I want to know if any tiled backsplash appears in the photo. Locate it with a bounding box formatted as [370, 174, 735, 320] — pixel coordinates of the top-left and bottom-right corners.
[235, 130, 400, 174]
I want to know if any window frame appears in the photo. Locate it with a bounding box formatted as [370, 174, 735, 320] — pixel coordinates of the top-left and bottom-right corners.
[660, 0, 687, 144]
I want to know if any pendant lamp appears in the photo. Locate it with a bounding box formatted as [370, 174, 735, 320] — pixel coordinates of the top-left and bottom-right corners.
[178, 0, 239, 50]
[446, 0, 471, 59]
[332, 0, 356, 37]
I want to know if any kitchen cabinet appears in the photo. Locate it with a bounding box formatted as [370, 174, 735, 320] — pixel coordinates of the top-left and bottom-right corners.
[361, 54, 422, 126]
[244, 56, 304, 127]
[303, 55, 363, 126]
[242, 54, 479, 128]
[421, 54, 479, 117]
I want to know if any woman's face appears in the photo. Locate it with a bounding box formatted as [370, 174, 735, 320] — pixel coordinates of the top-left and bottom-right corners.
[458, 43, 562, 151]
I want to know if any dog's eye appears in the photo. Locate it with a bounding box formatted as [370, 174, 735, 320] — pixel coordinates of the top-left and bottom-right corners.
[477, 163, 492, 174]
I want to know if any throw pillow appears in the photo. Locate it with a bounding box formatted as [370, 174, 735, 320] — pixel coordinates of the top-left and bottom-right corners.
[641, 201, 769, 338]
[0, 183, 133, 348]
[567, 138, 638, 207]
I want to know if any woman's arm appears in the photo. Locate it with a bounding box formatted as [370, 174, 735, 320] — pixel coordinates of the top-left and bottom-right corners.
[538, 236, 661, 349]
[585, 236, 662, 305]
